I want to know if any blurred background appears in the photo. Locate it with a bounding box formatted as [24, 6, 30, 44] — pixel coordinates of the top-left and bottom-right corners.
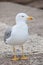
[0, 0, 43, 9]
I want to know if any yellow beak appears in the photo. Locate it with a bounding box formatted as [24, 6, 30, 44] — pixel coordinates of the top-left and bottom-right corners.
[27, 16, 33, 20]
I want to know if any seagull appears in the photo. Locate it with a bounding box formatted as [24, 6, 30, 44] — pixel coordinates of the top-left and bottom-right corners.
[4, 13, 33, 61]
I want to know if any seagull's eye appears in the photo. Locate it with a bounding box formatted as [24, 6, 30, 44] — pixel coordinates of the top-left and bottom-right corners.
[22, 16, 24, 17]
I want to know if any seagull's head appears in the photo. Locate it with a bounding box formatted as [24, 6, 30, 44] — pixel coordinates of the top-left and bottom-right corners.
[16, 13, 33, 24]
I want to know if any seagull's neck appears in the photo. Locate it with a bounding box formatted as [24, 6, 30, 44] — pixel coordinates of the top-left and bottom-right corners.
[16, 21, 27, 26]
[16, 22, 28, 30]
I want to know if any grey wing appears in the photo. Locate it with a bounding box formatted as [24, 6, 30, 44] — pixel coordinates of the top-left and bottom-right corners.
[4, 27, 12, 43]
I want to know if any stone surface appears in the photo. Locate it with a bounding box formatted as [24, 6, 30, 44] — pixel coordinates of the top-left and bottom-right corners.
[28, 0, 43, 9]
[10, 0, 33, 4]
[0, 0, 34, 4]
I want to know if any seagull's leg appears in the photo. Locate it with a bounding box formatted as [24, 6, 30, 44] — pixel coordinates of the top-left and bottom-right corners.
[12, 46, 19, 61]
[21, 45, 28, 60]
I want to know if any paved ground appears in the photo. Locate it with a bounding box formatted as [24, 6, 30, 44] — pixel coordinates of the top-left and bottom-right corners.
[0, 2, 43, 65]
